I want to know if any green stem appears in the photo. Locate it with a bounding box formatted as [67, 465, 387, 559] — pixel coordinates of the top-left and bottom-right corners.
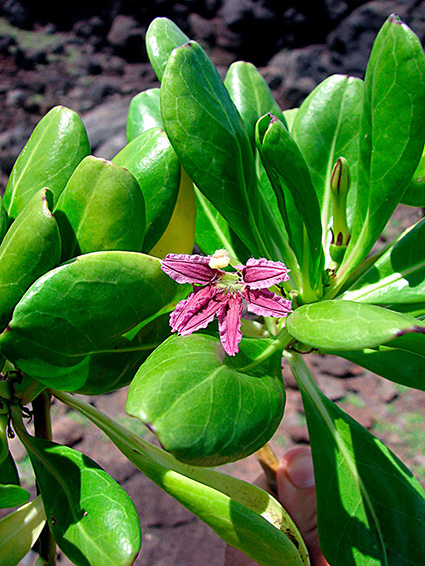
[239, 326, 294, 372]
[31, 392, 56, 565]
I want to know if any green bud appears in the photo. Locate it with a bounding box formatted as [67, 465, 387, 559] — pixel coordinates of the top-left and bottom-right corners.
[330, 156, 351, 264]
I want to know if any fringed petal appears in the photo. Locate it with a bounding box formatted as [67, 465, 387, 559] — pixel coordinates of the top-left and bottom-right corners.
[170, 285, 227, 335]
[241, 257, 289, 289]
[162, 253, 224, 284]
[243, 287, 292, 318]
[218, 293, 243, 356]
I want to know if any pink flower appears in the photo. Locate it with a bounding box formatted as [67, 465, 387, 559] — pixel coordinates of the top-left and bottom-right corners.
[161, 250, 291, 356]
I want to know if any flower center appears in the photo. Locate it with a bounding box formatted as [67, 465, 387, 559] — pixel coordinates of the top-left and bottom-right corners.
[209, 249, 230, 269]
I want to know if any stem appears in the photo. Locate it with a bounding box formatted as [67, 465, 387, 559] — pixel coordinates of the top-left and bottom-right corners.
[256, 444, 278, 494]
[239, 326, 294, 372]
[31, 392, 56, 565]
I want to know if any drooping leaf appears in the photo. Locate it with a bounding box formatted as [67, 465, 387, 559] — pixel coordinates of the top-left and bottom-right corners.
[0, 251, 182, 390]
[145, 17, 190, 81]
[286, 300, 425, 351]
[0, 188, 61, 330]
[285, 350, 425, 566]
[126, 333, 286, 466]
[55, 390, 308, 566]
[340, 15, 425, 281]
[54, 156, 145, 260]
[14, 425, 141, 566]
[0, 495, 46, 566]
[292, 75, 363, 245]
[126, 88, 162, 142]
[333, 346, 425, 391]
[256, 114, 324, 296]
[161, 40, 271, 258]
[341, 216, 425, 305]
[3, 106, 90, 220]
[113, 128, 180, 252]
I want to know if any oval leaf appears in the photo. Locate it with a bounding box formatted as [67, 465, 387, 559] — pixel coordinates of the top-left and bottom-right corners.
[4, 106, 90, 220]
[286, 300, 425, 351]
[0, 495, 46, 566]
[0, 484, 30, 509]
[126, 88, 162, 141]
[17, 431, 141, 566]
[126, 333, 286, 466]
[0, 188, 61, 330]
[0, 251, 181, 389]
[113, 128, 180, 252]
[145, 17, 190, 81]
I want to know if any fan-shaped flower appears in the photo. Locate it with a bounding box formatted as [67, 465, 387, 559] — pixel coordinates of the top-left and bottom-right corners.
[161, 250, 292, 356]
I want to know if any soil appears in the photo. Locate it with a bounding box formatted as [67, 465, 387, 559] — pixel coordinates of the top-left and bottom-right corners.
[1, 6, 425, 565]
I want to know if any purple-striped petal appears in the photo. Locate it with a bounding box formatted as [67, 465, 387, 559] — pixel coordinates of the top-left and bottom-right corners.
[170, 285, 227, 335]
[241, 258, 289, 289]
[242, 287, 292, 318]
[161, 253, 224, 285]
[217, 293, 243, 356]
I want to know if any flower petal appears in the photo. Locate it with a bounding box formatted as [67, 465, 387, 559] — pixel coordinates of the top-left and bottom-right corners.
[243, 287, 292, 318]
[170, 285, 227, 335]
[241, 258, 289, 289]
[218, 293, 243, 356]
[162, 253, 224, 284]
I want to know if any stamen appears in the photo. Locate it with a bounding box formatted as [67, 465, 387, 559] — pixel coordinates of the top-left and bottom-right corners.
[209, 249, 230, 269]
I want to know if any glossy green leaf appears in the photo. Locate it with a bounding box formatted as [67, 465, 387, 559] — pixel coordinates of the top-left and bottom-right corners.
[161, 41, 270, 258]
[292, 75, 363, 244]
[0, 484, 30, 509]
[14, 424, 141, 566]
[0, 495, 46, 566]
[126, 333, 286, 466]
[0, 197, 8, 242]
[285, 350, 425, 565]
[195, 187, 250, 262]
[113, 128, 180, 252]
[0, 450, 20, 488]
[401, 143, 425, 206]
[286, 300, 425, 351]
[146, 17, 190, 81]
[56, 391, 308, 566]
[0, 188, 61, 330]
[126, 88, 162, 142]
[256, 114, 324, 295]
[340, 15, 425, 281]
[342, 215, 425, 305]
[224, 61, 286, 150]
[333, 346, 425, 391]
[54, 156, 145, 260]
[4, 106, 90, 220]
[0, 251, 181, 390]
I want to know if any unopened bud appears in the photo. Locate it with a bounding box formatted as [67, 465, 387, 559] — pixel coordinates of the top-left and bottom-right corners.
[330, 157, 351, 264]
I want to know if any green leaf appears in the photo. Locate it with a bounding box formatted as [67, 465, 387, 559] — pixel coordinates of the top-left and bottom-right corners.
[401, 144, 425, 206]
[292, 75, 363, 245]
[333, 346, 425, 391]
[0, 495, 46, 566]
[340, 15, 425, 280]
[285, 350, 425, 566]
[0, 484, 30, 509]
[0, 188, 61, 330]
[161, 40, 270, 258]
[256, 114, 324, 296]
[0, 252, 181, 390]
[126, 88, 162, 142]
[224, 61, 286, 151]
[195, 187, 250, 262]
[54, 155, 145, 260]
[145, 17, 190, 81]
[3, 106, 90, 220]
[55, 391, 308, 566]
[342, 216, 425, 305]
[15, 426, 141, 566]
[286, 300, 425, 351]
[0, 197, 8, 242]
[126, 333, 286, 466]
[113, 128, 180, 252]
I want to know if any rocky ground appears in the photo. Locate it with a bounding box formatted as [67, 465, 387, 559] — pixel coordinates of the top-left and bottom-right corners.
[1, 0, 425, 564]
